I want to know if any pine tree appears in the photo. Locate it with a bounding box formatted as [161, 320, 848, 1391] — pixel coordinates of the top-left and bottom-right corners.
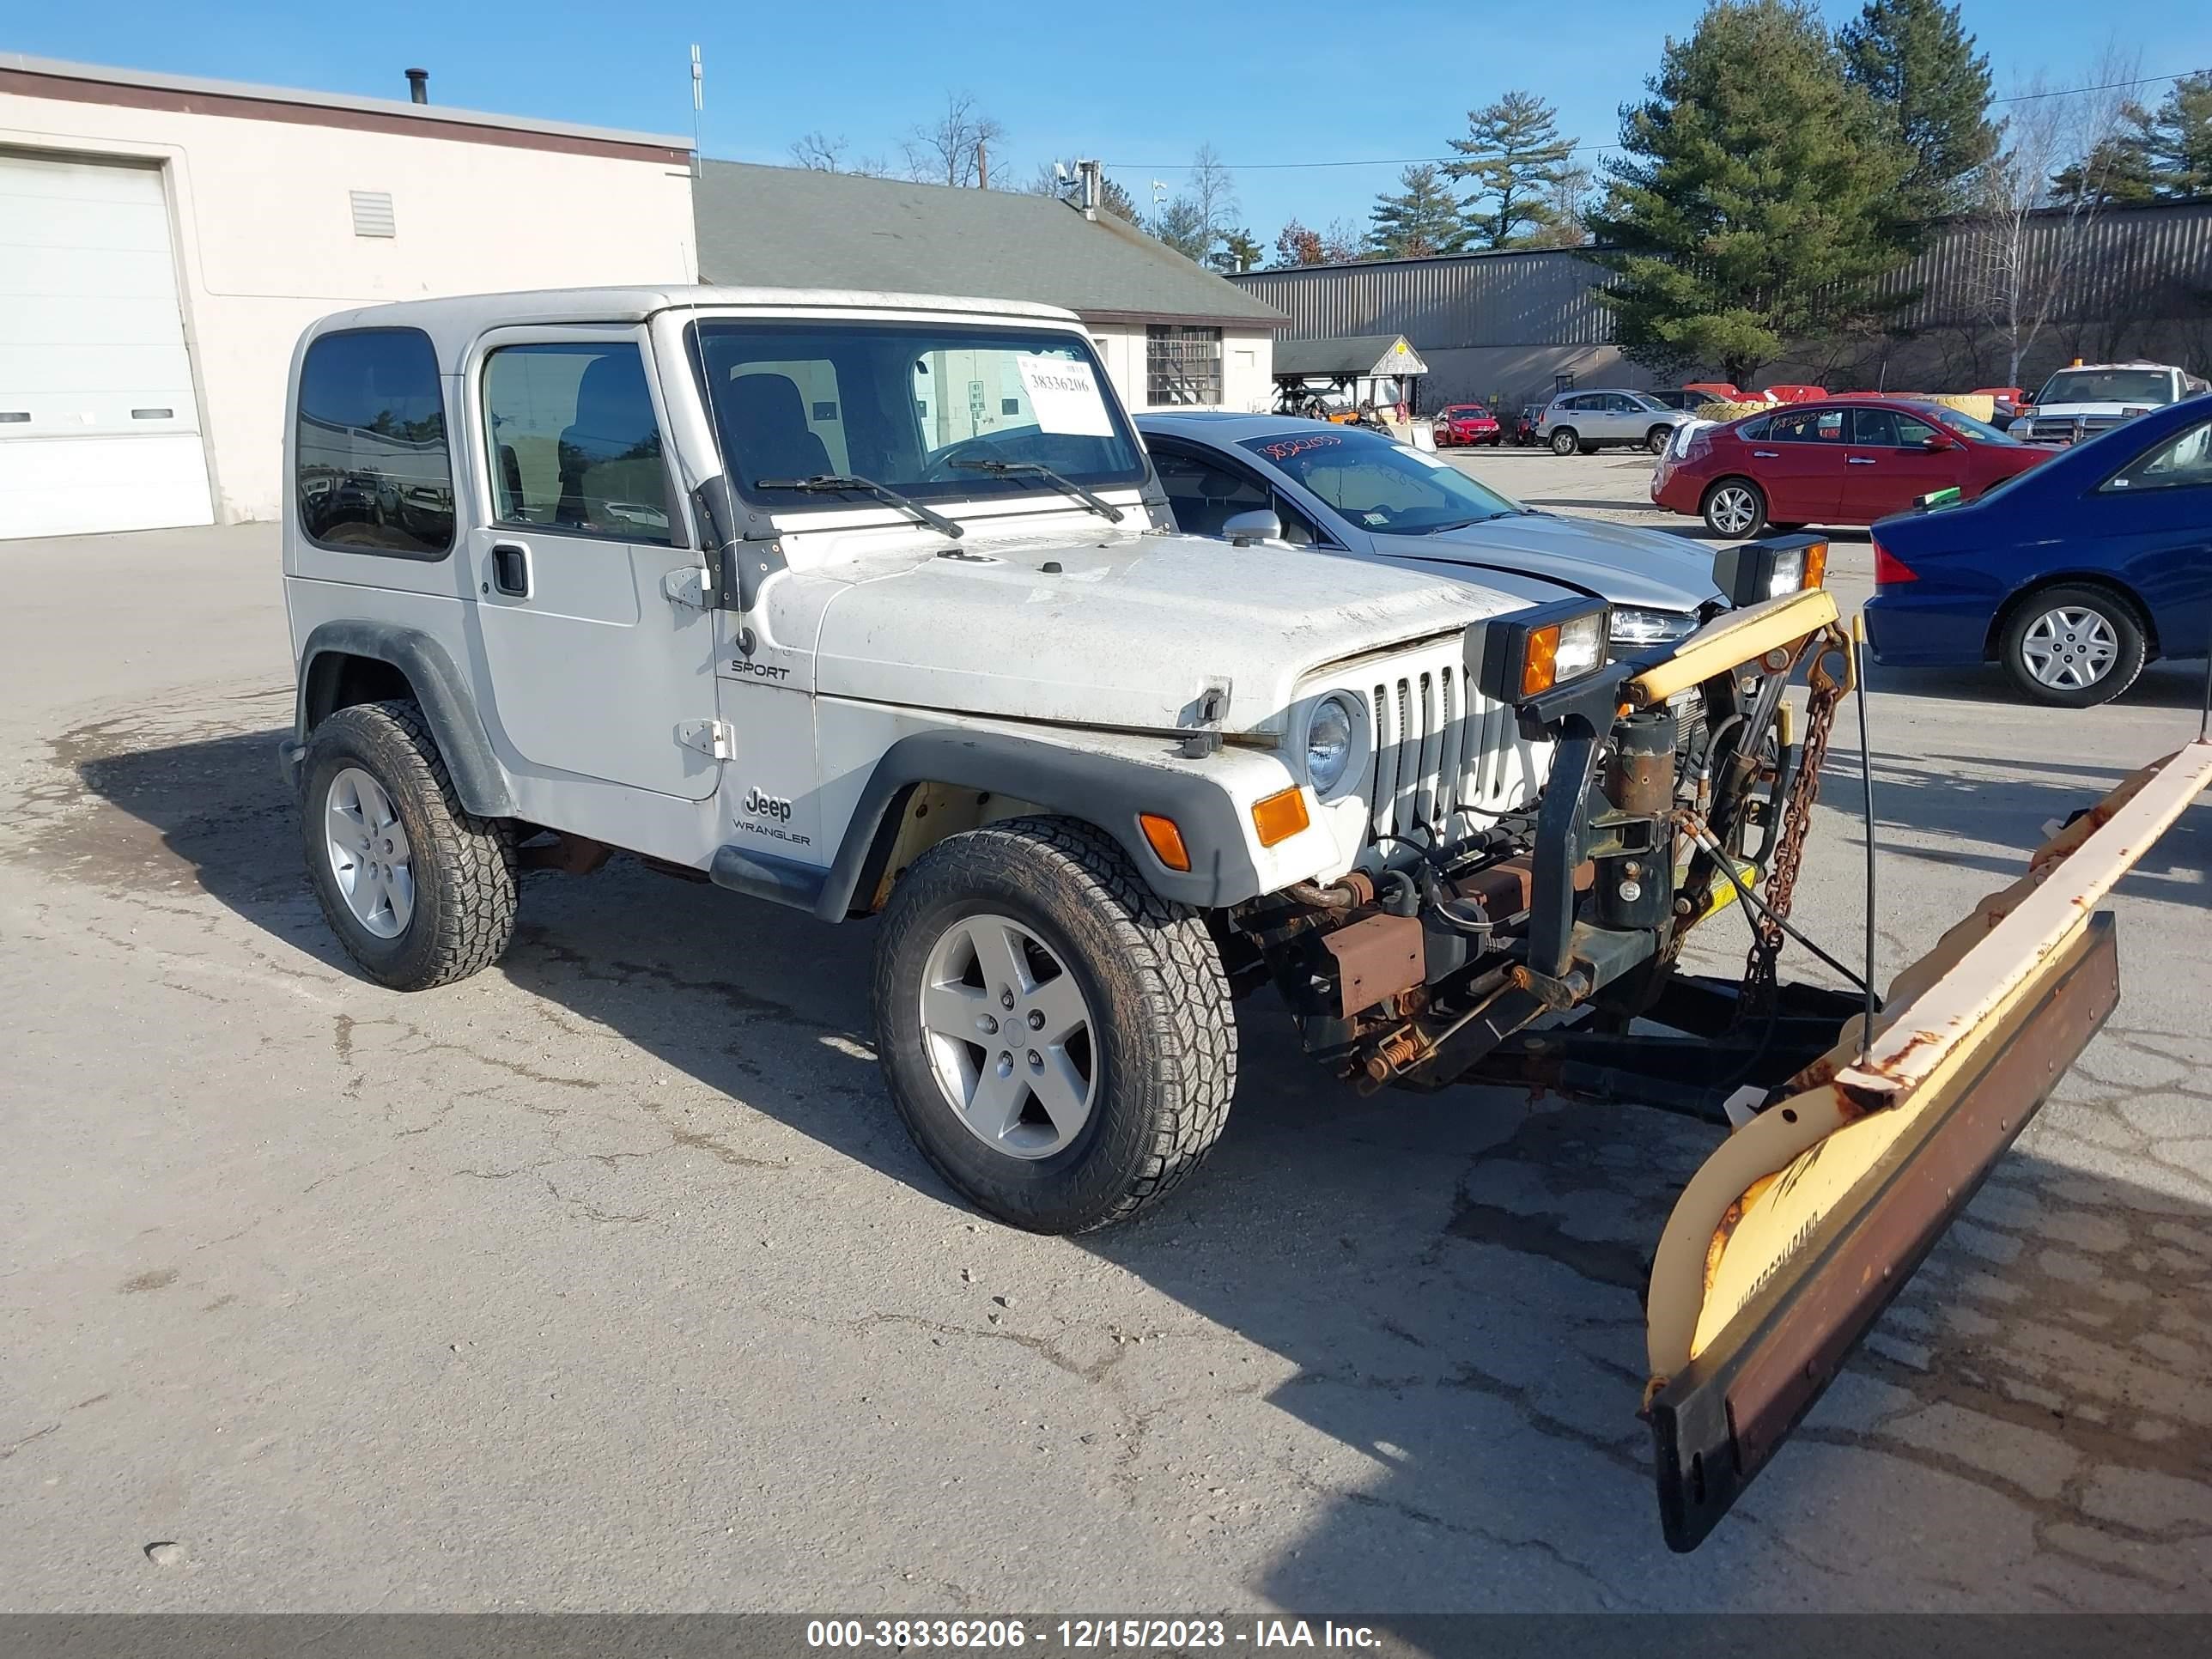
[1148, 198, 1210, 262]
[1364, 165, 1470, 258]
[1839, 0, 1998, 221]
[1098, 175, 1140, 222]
[1444, 92, 1577, 247]
[1586, 0, 1916, 386]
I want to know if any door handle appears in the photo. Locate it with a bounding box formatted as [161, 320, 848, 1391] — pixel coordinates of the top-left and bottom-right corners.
[1753, 450, 1779, 459]
[490, 542, 532, 597]
[1848, 457, 1878, 465]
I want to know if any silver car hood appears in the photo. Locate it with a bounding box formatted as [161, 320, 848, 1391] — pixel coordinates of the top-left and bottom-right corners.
[1384, 511, 1722, 614]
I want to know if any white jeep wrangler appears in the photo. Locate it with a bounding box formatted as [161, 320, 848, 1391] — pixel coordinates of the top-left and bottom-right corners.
[279, 284, 1831, 1237]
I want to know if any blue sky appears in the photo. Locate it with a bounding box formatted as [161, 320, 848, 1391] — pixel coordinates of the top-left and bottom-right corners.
[13, 1, 2209, 243]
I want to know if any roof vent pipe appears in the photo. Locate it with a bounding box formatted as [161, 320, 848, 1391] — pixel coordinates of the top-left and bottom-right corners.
[1075, 158, 1101, 221]
[405, 68, 428, 104]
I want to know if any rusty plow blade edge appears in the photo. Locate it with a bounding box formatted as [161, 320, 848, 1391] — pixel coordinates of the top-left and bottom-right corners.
[1640, 738, 2212, 1553]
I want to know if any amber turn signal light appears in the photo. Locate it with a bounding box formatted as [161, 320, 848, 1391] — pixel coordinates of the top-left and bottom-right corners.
[1139, 812, 1190, 872]
[1250, 787, 1311, 848]
[1521, 625, 1561, 699]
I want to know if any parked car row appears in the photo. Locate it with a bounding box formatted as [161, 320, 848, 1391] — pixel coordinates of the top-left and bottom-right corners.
[1159, 386, 2207, 714]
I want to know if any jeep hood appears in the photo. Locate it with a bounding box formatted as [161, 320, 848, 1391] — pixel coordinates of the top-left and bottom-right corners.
[1395, 512, 1722, 614]
[809, 534, 1522, 732]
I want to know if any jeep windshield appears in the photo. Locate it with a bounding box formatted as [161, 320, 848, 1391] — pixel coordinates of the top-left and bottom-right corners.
[1240, 426, 1519, 533]
[690, 319, 1148, 512]
[2033, 368, 2174, 407]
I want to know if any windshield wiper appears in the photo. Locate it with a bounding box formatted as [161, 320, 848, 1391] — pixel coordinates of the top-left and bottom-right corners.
[951, 459, 1126, 524]
[754, 473, 963, 539]
[1424, 513, 1510, 533]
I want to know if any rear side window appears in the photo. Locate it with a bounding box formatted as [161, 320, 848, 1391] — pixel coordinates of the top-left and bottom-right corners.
[483, 343, 678, 545]
[2101, 418, 2212, 493]
[295, 328, 453, 558]
[1769, 408, 1845, 443]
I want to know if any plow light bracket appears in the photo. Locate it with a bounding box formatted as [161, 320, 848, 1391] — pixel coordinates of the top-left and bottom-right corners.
[1713, 533, 1829, 609]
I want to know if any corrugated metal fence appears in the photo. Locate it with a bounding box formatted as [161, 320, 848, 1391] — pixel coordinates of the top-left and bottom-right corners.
[1231, 199, 2212, 350]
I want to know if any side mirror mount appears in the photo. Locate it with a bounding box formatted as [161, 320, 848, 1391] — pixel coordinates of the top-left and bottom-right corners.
[1922, 433, 1958, 452]
[1222, 508, 1283, 548]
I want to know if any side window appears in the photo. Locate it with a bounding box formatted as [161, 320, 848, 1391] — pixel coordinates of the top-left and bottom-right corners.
[1851, 409, 1938, 447]
[1770, 409, 1845, 444]
[295, 327, 453, 558]
[1149, 445, 1268, 537]
[483, 343, 677, 545]
[1736, 416, 1771, 441]
[1273, 492, 1323, 547]
[2101, 419, 2212, 493]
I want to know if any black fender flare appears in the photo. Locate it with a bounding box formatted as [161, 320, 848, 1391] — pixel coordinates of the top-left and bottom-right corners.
[711, 728, 1268, 921]
[286, 620, 519, 818]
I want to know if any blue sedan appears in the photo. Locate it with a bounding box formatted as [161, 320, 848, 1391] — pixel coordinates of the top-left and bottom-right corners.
[1867, 395, 2212, 706]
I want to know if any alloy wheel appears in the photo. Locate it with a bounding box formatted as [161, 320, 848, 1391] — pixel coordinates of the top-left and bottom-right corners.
[918, 913, 1097, 1159]
[1708, 486, 1759, 537]
[324, 767, 414, 939]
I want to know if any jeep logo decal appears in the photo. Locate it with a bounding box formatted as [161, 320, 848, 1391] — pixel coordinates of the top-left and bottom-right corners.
[742, 787, 793, 823]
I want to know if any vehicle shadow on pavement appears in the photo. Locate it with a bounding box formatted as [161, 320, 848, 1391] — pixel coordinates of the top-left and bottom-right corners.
[1867, 658, 2212, 710]
[1083, 1042, 2212, 1613]
[1811, 745, 2212, 902]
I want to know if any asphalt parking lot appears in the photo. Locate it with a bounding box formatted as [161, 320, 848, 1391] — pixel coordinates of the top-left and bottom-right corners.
[4, 453, 2209, 1616]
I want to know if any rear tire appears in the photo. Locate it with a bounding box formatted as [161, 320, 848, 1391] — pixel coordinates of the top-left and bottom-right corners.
[300, 700, 519, 991]
[1702, 477, 1767, 538]
[1550, 428, 1578, 456]
[1999, 584, 2148, 707]
[871, 817, 1237, 1233]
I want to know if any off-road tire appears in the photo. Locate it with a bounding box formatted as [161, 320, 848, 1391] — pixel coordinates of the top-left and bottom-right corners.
[871, 816, 1236, 1233]
[1998, 583, 2148, 708]
[1550, 428, 1578, 456]
[300, 700, 519, 990]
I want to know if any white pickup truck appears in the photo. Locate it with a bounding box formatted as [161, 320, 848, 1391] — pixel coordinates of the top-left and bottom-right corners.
[276, 284, 2210, 1551]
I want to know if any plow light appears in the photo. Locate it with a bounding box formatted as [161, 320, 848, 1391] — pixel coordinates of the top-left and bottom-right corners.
[1481, 599, 1612, 703]
[1714, 534, 1828, 608]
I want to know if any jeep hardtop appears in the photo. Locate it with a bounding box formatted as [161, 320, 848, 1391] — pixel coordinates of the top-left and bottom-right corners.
[278, 284, 2212, 1550]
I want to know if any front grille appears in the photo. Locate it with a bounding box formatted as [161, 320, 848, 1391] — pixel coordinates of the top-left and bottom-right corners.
[2031, 416, 2118, 442]
[1360, 652, 1547, 855]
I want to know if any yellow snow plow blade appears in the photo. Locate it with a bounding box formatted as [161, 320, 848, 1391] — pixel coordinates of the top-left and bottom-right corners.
[1643, 740, 2212, 1552]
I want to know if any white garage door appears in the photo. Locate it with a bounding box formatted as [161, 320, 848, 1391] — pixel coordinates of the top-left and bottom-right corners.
[0, 152, 214, 540]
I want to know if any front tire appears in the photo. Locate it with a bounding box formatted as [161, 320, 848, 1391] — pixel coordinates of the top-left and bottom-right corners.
[871, 817, 1236, 1233]
[1999, 585, 2148, 707]
[1647, 426, 1674, 455]
[1702, 477, 1767, 538]
[300, 701, 518, 990]
[1550, 428, 1578, 456]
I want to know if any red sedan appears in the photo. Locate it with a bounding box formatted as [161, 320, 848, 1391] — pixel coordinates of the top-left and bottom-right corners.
[1432, 403, 1502, 447]
[1651, 398, 2053, 538]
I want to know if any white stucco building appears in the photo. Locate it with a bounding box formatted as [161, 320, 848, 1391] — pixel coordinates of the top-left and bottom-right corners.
[1, 54, 697, 538]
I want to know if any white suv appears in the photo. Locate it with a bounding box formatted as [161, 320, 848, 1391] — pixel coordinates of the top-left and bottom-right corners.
[1537, 389, 1697, 457]
[276, 284, 1814, 1237]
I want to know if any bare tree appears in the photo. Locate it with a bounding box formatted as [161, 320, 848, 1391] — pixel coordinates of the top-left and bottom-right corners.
[787, 131, 888, 176]
[902, 93, 1006, 188]
[1188, 143, 1240, 251]
[1523, 164, 1595, 249]
[1961, 52, 2141, 384]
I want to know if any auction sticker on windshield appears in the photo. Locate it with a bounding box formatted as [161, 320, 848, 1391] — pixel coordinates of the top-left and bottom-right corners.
[1016, 354, 1115, 437]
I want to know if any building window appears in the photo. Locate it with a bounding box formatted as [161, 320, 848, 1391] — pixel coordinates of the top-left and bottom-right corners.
[1147, 325, 1223, 406]
[295, 327, 453, 559]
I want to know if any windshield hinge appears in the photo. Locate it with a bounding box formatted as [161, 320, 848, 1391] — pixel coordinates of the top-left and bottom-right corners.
[662, 565, 710, 609]
[678, 719, 737, 760]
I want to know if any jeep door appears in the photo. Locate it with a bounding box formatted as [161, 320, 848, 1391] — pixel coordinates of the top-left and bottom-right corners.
[465, 328, 720, 800]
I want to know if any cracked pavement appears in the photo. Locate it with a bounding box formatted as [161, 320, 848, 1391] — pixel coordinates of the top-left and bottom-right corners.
[2, 502, 2208, 1613]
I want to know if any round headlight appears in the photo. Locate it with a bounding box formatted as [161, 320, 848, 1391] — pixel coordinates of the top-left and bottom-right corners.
[1306, 695, 1357, 795]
